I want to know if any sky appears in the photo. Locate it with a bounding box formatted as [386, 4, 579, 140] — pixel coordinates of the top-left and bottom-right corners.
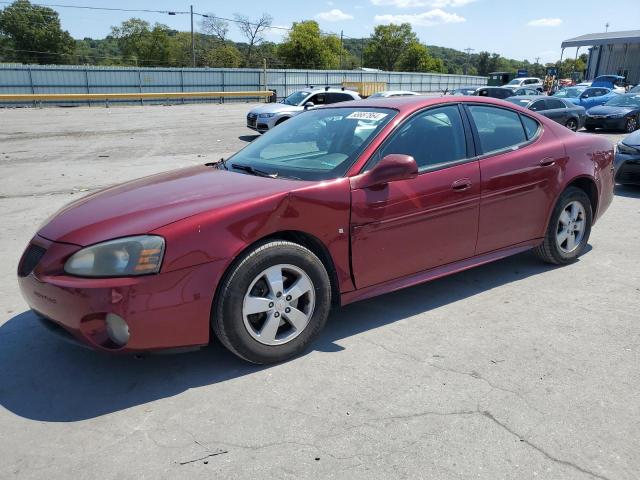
[9, 0, 640, 63]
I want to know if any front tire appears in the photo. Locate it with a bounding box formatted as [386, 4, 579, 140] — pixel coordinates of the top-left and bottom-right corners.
[624, 116, 638, 133]
[534, 187, 592, 265]
[212, 241, 331, 364]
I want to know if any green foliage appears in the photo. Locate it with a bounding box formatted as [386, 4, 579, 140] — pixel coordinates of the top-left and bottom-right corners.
[278, 21, 344, 69]
[363, 23, 418, 71]
[110, 18, 173, 66]
[397, 42, 445, 73]
[204, 44, 243, 68]
[0, 0, 74, 64]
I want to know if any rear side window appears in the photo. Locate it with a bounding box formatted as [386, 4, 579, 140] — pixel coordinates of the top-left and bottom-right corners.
[468, 105, 527, 154]
[380, 105, 467, 171]
[546, 99, 566, 109]
[327, 92, 354, 103]
[520, 115, 540, 140]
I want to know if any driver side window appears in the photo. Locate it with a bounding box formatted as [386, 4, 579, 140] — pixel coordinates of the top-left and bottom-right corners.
[378, 105, 467, 172]
[308, 93, 327, 105]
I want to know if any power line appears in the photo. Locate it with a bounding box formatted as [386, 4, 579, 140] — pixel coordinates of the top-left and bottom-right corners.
[0, 1, 189, 15]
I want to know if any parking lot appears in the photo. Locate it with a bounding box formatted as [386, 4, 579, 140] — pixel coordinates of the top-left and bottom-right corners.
[1, 103, 639, 480]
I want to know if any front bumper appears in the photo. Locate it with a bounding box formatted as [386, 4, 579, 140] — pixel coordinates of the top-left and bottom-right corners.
[18, 235, 224, 353]
[585, 116, 627, 131]
[614, 151, 640, 184]
[247, 114, 273, 133]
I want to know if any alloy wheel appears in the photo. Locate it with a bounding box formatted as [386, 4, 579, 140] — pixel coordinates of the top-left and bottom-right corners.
[626, 117, 638, 133]
[556, 201, 586, 253]
[242, 264, 315, 346]
[566, 119, 578, 131]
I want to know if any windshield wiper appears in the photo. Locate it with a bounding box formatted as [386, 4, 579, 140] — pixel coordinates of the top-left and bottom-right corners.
[230, 163, 278, 178]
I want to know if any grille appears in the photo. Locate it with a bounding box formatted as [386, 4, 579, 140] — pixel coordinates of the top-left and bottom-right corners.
[18, 244, 46, 277]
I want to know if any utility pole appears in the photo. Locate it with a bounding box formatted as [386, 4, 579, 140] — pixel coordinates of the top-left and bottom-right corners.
[190, 5, 195, 67]
[339, 30, 344, 70]
[463, 48, 474, 75]
[605, 22, 610, 32]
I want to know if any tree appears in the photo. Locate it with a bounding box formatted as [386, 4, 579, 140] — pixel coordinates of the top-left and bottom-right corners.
[476, 51, 490, 76]
[200, 14, 228, 43]
[277, 21, 343, 69]
[110, 18, 173, 66]
[363, 23, 418, 71]
[0, 0, 74, 64]
[233, 13, 272, 67]
[397, 42, 443, 73]
[204, 44, 243, 67]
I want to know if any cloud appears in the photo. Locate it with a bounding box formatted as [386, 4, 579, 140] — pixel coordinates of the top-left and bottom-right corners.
[371, 0, 473, 8]
[527, 18, 562, 27]
[315, 9, 355, 21]
[374, 9, 465, 26]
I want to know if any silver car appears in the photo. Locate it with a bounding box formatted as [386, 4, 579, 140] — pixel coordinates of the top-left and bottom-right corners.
[246, 87, 361, 133]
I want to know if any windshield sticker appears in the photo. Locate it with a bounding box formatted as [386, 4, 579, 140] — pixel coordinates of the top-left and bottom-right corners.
[346, 111, 388, 121]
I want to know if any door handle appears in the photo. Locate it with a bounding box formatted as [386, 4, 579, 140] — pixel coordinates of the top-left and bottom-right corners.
[539, 158, 555, 167]
[451, 178, 472, 191]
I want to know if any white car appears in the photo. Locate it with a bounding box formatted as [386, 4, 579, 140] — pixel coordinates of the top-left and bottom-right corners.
[504, 77, 544, 92]
[246, 87, 361, 133]
[368, 90, 420, 98]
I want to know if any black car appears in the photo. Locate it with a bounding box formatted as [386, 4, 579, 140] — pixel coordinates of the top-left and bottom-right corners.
[473, 86, 514, 99]
[449, 86, 477, 96]
[585, 93, 640, 133]
[505, 96, 586, 131]
[615, 129, 640, 185]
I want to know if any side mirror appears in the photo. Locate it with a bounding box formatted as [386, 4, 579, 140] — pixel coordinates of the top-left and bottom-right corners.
[304, 101, 314, 110]
[351, 154, 418, 189]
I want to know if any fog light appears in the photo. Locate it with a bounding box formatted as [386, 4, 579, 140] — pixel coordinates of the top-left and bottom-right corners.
[105, 313, 130, 346]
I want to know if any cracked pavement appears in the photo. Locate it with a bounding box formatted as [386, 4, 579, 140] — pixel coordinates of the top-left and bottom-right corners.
[0, 104, 638, 479]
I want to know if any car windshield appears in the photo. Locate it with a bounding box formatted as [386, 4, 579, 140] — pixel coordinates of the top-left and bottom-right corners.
[554, 87, 585, 98]
[226, 107, 396, 181]
[507, 79, 521, 85]
[281, 91, 310, 106]
[605, 94, 640, 107]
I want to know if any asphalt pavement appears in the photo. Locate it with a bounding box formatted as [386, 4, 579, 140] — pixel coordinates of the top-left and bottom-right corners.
[0, 103, 638, 480]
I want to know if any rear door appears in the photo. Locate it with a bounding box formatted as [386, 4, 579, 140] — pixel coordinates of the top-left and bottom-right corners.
[543, 98, 568, 124]
[465, 104, 565, 254]
[350, 105, 480, 288]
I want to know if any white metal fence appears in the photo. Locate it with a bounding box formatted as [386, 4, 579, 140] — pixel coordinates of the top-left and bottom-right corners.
[0, 64, 487, 106]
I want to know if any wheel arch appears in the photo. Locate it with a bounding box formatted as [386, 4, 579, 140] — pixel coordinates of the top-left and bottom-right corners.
[211, 230, 341, 325]
[566, 175, 599, 218]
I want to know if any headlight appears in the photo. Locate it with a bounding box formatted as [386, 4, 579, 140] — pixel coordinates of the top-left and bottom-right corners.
[617, 142, 640, 155]
[64, 235, 165, 277]
[258, 113, 275, 118]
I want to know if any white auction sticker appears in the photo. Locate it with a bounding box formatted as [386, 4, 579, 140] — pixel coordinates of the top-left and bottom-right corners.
[346, 111, 388, 121]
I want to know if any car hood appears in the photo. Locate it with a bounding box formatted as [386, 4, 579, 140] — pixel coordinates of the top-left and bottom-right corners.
[587, 105, 636, 116]
[622, 129, 640, 147]
[38, 165, 303, 246]
[248, 103, 302, 115]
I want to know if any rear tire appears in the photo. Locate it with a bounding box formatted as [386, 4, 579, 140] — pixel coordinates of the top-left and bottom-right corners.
[534, 187, 592, 265]
[565, 118, 578, 131]
[212, 240, 331, 364]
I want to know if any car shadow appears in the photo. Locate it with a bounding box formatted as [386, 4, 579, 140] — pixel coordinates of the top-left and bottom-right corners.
[0, 250, 577, 422]
[239, 135, 259, 143]
[615, 184, 640, 198]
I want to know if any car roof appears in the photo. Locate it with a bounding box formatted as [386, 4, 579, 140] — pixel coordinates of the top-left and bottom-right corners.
[303, 87, 359, 95]
[318, 95, 537, 114]
[507, 95, 538, 102]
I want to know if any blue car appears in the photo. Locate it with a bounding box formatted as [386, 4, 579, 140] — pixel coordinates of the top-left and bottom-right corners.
[591, 75, 626, 93]
[562, 87, 619, 110]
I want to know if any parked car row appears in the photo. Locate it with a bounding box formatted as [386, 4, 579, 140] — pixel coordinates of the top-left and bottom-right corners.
[505, 96, 585, 131]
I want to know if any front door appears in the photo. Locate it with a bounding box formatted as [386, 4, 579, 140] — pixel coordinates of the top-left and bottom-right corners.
[350, 105, 480, 289]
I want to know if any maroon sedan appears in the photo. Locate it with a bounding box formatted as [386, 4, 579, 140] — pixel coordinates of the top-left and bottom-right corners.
[18, 97, 614, 363]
